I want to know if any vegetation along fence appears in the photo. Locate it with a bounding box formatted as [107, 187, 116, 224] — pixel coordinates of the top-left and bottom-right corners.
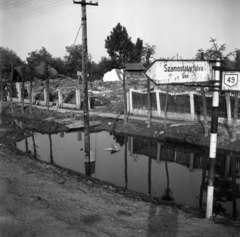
[127, 88, 240, 124]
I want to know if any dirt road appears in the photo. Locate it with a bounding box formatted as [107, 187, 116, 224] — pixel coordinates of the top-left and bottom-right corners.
[0, 139, 239, 237]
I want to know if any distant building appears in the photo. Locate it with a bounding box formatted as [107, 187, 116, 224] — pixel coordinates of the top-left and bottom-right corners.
[124, 63, 146, 80]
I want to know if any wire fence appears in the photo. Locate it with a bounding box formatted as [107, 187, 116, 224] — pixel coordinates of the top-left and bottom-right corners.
[130, 89, 240, 119]
[160, 93, 190, 113]
[132, 91, 158, 110]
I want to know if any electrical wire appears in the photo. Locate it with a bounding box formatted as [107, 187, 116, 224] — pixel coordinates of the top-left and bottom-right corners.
[0, 0, 73, 25]
[0, 0, 32, 10]
[0, 1, 70, 21]
[73, 23, 82, 46]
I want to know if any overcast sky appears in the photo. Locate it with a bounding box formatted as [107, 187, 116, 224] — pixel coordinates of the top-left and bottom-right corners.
[1, 0, 240, 63]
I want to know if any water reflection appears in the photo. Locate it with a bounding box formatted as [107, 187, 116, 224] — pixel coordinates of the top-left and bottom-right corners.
[17, 130, 240, 217]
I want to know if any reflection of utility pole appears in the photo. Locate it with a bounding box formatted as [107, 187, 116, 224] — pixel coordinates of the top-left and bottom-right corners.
[230, 152, 237, 218]
[25, 137, 29, 153]
[32, 132, 37, 158]
[49, 134, 53, 164]
[124, 136, 128, 189]
[73, 0, 98, 161]
[148, 141, 152, 195]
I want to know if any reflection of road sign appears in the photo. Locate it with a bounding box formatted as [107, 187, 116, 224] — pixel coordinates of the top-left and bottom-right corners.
[146, 60, 215, 85]
[222, 72, 240, 91]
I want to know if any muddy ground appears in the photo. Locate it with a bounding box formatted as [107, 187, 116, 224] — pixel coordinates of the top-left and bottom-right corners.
[1, 94, 240, 235]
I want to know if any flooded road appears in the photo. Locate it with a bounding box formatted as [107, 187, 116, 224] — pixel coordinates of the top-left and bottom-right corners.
[16, 129, 240, 217]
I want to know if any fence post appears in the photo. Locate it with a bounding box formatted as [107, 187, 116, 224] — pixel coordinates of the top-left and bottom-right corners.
[189, 91, 195, 121]
[57, 89, 63, 108]
[224, 154, 230, 180]
[126, 91, 129, 114]
[26, 84, 31, 99]
[156, 142, 161, 163]
[76, 89, 81, 109]
[44, 87, 47, 105]
[230, 91, 239, 142]
[226, 93, 232, 126]
[189, 153, 195, 172]
[88, 97, 91, 110]
[156, 90, 161, 117]
[201, 88, 208, 136]
[16, 82, 22, 102]
[129, 88, 133, 114]
[146, 77, 151, 127]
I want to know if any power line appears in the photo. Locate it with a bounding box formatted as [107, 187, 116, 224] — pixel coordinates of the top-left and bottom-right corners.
[0, 5, 74, 25]
[1, 0, 70, 21]
[0, 1, 73, 25]
[0, 0, 31, 10]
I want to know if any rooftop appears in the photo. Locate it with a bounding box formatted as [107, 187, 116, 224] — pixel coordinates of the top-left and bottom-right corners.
[125, 63, 146, 71]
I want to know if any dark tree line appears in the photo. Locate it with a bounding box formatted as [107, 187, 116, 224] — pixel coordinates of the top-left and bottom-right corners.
[2, 33, 240, 84]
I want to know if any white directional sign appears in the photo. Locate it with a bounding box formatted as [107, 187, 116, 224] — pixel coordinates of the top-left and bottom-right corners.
[146, 60, 215, 85]
[222, 71, 240, 91]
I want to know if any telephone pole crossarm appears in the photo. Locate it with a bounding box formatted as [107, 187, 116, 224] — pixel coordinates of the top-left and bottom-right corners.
[73, 0, 98, 6]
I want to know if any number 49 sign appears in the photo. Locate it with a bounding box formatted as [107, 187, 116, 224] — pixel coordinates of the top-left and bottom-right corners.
[222, 72, 240, 91]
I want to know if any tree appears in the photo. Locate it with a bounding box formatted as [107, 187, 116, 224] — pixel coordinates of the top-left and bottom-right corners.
[195, 38, 239, 69]
[98, 57, 118, 75]
[50, 57, 66, 75]
[235, 50, 240, 69]
[141, 43, 156, 68]
[105, 23, 139, 67]
[27, 47, 52, 66]
[0, 47, 22, 79]
[132, 38, 143, 63]
[64, 44, 83, 77]
[196, 38, 240, 71]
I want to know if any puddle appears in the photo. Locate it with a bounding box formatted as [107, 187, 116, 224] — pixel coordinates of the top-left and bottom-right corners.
[15, 128, 240, 217]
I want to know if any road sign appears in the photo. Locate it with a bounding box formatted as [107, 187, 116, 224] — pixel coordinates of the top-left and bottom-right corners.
[222, 71, 240, 91]
[145, 60, 215, 85]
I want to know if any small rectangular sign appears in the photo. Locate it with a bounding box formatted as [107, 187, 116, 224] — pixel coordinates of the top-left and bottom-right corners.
[146, 60, 214, 85]
[222, 71, 240, 91]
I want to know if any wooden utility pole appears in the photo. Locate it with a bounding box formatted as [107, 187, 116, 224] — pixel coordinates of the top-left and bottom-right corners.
[123, 69, 128, 123]
[0, 63, 3, 115]
[45, 62, 49, 113]
[164, 85, 169, 130]
[10, 63, 14, 114]
[21, 66, 25, 114]
[147, 76, 151, 128]
[74, 0, 98, 163]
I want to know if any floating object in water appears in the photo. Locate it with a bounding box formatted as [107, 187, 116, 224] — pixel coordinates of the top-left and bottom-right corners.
[104, 144, 119, 152]
[66, 121, 101, 130]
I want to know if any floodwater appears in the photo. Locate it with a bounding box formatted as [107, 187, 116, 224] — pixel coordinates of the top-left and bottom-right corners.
[16, 129, 240, 217]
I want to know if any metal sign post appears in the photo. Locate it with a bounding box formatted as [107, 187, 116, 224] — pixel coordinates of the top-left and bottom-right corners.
[206, 61, 221, 218]
[146, 59, 222, 219]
